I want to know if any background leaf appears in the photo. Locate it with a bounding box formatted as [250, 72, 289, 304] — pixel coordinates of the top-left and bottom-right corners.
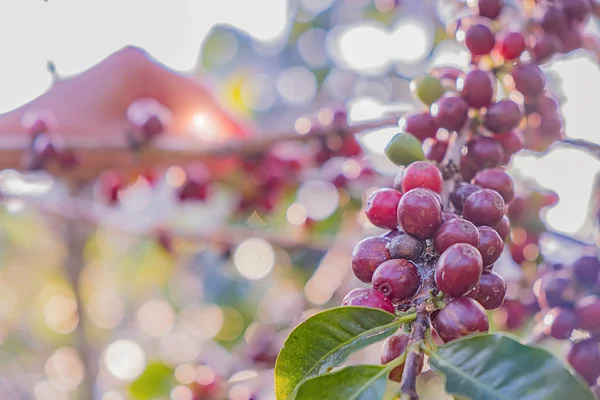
[428, 333, 595, 400]
[129, 362, 174, 400]
[274, 306, 400, 400]
[294, 365, 389, 400]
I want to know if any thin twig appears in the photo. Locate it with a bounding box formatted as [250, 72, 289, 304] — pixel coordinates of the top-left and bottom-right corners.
[400, 307, 429, 400]
[559, 138, 600, 160]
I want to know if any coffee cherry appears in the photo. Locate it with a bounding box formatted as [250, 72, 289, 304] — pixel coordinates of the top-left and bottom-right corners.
[397, 188, 443, 240]
[411, 74, 445, 106]
[574, 295, 600, 332]
[492, 215, 511, 241]
[425, 139, 448, 163]
[433, 297, 489, 343]
[477, 226, 504, 267]
[385, 132, 425, 166]
[365, 189, 402, 230]
[465, 24, 496, 56]
[484, 100, 523, 133]
[511, 64, 546, 98]
[572, 255, 600, 286]
[403, 112, 439, 142]
[372, 259, 421, 303]
[495, 130, 524, 162]
[465, 137, 505, 170]
[431, 96, 469, 132]
[567, 339, 600, 385]
[532, 34, 561, 63]
[473, 168, 515, 203]
[558, 27, 583, 54]
[473, 271, 506, 310]
[388, 234, 424, 261]
[342, 288, 395, 314]
[451, 183, 482, 212]
[537, 274, 574, 309]
[539, 5, 568, 34]
[442, 211, 458, 223]
[401, 162, 443, 194]
[435, 243, 483, 297]
[498, 31, 526, 60]
[434, 218, 480, 254]
[463, 189, 505, 227]
[459, 69, 495, 109]
[563, 0, 590, 23]
[352, 237, 391, 283]
[545, 308, 577, 339]
[380, 333, 410, 382]
[478, 0, 503, 19]
[393, 169, 404, 192]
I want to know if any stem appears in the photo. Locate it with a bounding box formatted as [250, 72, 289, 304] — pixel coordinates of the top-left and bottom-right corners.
[63, 185, 95, 400]
[522, 321, 548, 345]
[399, 307, 429, 400]
[559, 138, 600, 160]
[440, 128, 468, 209]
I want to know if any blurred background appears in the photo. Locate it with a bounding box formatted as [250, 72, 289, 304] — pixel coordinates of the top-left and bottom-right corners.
[0, 0, 599, 399]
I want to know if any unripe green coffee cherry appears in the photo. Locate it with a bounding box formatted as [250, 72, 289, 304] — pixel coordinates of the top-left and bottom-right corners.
[410, 74, 445, 106]
[385, 132, 425, 166]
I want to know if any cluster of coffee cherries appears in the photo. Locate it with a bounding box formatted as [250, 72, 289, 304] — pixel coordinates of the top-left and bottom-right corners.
[534, 255, 600, 389]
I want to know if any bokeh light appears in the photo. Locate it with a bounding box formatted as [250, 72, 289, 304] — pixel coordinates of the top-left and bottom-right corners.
[297, 180, 339, 220]
[234, 238, 275, 280]
[103, 340, 146, 381]
[137, 299, 176, 338]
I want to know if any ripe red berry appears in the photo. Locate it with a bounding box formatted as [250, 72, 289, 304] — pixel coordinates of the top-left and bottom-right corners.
[567, 339, 600, 385]
[545, 308, 577, 339]
[473, 271, 507, 310]
[484, 100, 523, 134]
[365, 189, 402, 230]
[478, 0, 503, 19]
[574, 296, 600, 332]
[431, 96, 469, 132]
[451, 183, 482, 212]
[435, 243, 483, 297]
[477, 226, 504, 267]
[539, 5, 568, 34]
[465, 24, 496, 56]
[460, 69, 495, 108]
[433, 297, 489, 343]
[463, 189, 505, 227]
[537, 274, 574, 309]
[388, 234, 424, 261]
[401, 162, 443, 194]
[397, 188, 443, 240]
[404, 112, 439, 142]
[494, 130, 524, 163]
[563, 0, 590, 23]
[532, 34, 561, 63]
[465, 137, 505, 170]
[498, 31, 526, 60]
[572, 256, 600, 286]
[442, 211, 458, 223]
[352, 237, 392, 283]
[511, 63, 546, 98]
[434, 218, 480, 254]
[425, 139, 448, 163]
[380, 333, 410, 382]
[372, 259, 421, 303]
[473, 168, 515, 203]
[342, 288, 395, 314]
[491, 215, 511, 241]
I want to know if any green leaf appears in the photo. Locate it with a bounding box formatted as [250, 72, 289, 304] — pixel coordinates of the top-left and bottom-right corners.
[275, 307, 409, 400]
[294, 365, 389, 400]
[129, 362, 174, 400]
[385, 132, 425, 166]
[428, 333, 595, 400]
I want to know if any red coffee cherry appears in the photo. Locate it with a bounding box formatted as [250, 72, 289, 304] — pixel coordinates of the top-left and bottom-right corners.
[380, 333, 411, 382]
[433, 297, 489, 343]
[473, 168, 515, 204]
[473, 271, 507, 310]
[434, 218, 480, 254]
[477, 226, 504, 267]
[465, 24, 496, 56]
[545, 308, 577, 340]
[435, 243, 483, 297]
[465, 137, 505, 170]
[342, 288, 395, 314]
[372, 259, 421, 304]
[491, 215, 511, 241]
[404, 112, 439, 142]
[451, 183, 482, 212]
[498, 31, 526, 60]
[431, 96, 469, 132]
[567, 339, 600, 385]
[425, 139, 448, 163]
[572, 256, 600, 286]
[463, 189, 506, 227]
[401, 162, 443, 194]
[352, 237, 392, 283]
[484, 100, 523, 133]
[478, 0, 503, 19]
[397, 188, 443, 240]
[460, 69, 495, 109]
[574, 295, 600, 332]
[365, 189, 402, 230]
[511, 63, 546, 98]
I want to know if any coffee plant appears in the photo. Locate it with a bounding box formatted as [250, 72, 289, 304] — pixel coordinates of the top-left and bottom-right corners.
[273, 1, 600, 399]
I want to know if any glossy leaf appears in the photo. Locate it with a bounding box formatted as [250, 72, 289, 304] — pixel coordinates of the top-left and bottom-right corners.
[428, 333, 594, 400]
[385, 132, 425, 166]
[275, 306, 403, 400]
[294, 365, 388, 400]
